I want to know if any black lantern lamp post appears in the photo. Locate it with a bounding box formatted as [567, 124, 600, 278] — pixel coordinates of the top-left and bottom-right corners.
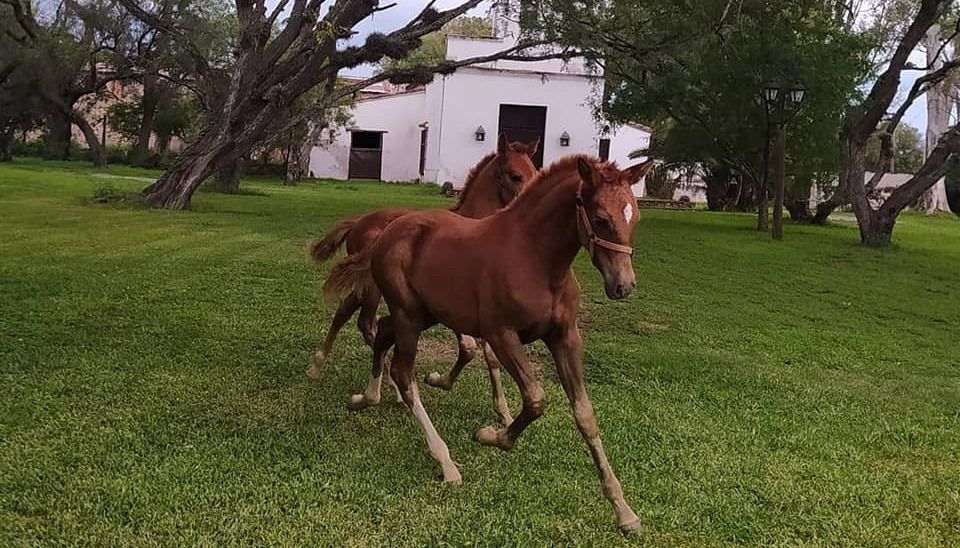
[761, 80, 805, 240]
[475, 126, 486, 142]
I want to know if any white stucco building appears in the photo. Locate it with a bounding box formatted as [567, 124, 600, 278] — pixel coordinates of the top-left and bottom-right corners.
[309, 1, 652, 195]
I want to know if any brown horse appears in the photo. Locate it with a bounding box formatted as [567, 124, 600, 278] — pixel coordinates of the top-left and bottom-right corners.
[308, 135, 539, 421]
[325, 155, 653, 534]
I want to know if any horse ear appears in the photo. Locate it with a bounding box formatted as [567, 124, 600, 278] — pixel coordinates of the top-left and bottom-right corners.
[625, 159, 655, 185]
[497, 133, 509, 157]
[523, 137, 540, 158]
[577, 157, 595, 185]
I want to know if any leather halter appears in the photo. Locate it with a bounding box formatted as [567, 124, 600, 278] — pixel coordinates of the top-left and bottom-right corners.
[576, 180, 635, 258]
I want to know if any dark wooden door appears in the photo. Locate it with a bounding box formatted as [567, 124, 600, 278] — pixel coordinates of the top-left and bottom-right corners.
[418, 128, 428, 177]
[348, 131, 383, 180]
[599, 138, 611, 161]
[498, 104, 546, 168]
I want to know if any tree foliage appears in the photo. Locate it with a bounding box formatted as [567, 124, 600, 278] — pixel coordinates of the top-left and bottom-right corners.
[379, 16, 491, 74]
[527, 0, 871, 218]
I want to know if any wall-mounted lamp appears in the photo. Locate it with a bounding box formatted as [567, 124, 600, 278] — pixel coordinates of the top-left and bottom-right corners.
[560, 130, 570, 147]
[475, 126, 486, 141]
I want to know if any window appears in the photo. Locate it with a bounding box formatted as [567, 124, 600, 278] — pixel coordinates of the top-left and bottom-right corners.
[351, 131, 382, 150]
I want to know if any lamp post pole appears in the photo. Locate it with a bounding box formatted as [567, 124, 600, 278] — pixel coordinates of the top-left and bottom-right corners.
[762, 81, 805, 241]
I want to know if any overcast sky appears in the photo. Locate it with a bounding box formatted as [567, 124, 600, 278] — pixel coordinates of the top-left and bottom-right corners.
[340, 1, 927, 133]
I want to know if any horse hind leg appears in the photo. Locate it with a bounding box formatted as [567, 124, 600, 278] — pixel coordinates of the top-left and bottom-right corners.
[390, 313, 462, 485]
[347, 315, 394, 410]
[424, 333, 477, 391]
[356, 286, 381, 348]
[307, 292, 362, 379]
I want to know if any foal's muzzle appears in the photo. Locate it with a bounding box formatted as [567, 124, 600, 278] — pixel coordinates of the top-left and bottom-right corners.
[605, 278, 636, 300]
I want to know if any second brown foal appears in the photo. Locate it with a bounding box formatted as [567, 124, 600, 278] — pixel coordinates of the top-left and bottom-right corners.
[309, 135, 538, 421]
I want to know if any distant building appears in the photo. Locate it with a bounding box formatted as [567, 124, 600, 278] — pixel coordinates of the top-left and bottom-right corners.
[309, 1, 652, 195]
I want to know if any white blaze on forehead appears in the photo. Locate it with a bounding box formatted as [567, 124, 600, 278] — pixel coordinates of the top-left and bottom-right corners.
[623, 203, 634, 223]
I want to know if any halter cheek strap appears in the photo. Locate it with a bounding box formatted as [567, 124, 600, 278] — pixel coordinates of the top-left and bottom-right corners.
[576, 180, 635, 258]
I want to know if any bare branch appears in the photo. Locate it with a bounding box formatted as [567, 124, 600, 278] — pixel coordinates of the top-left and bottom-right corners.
[879, 123, 960, 212]
[371, 2, 397, 15]
[266, 0, 291, 27]
[914, 17, 960, 71]
[848, 0, 949, 142]
[115, 0, 212, 76]
[340, 43, 571, 96]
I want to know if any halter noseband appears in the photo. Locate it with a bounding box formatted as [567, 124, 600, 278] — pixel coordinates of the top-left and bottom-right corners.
[575, 180, 635, 259]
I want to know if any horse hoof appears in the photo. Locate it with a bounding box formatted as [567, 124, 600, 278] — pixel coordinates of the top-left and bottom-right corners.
[619, 518, 642, 537]
[347, 393, 375, 410]
[306, 352, 325, 379]
[474, 426, 510, 451]
[442, 468, 463, 486]
[424, 372, 450, 390]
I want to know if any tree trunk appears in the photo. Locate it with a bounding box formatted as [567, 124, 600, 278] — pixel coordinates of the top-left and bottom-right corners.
[156, 133, 171, 154]
[131, 70, 161, 166]
[917, 178, 952, 212]
[704, 164, 731, 211]
[756, 180, 768, 230]
[812, 200, 839, 224]
[771, 125, 787, 240]
[284, 143, 303, 186]
[44, 110, 72, 160]
[212, 157, 243, 193]
[918, 24, 954, 214]
[0, 127, 13, 161]
[142, 127, 226, 208]
[72, 110, 106, 168]
[786, 173, 813, 222]
[858, 208, 897, 247]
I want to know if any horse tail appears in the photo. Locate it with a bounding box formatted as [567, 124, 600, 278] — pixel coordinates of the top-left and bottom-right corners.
[310, 218, 357, 264]
[323, 244, 375, 304]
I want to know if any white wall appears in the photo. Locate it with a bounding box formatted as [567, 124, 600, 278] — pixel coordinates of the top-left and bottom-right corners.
[309, 91, 426, 181]
[606, 124, 651, 197]
[423, 67, 604, 187]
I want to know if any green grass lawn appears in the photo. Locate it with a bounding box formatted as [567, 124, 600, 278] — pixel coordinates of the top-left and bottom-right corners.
[1, 159, 958, 546]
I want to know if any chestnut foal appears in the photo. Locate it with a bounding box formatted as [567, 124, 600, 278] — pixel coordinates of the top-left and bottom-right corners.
[308, 135, 538, 422]
[325, 155, 654, 534]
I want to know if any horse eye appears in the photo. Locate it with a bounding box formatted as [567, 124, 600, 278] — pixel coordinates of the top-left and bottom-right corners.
[595, 217, 612, 231]
[510, 173, 523, 184]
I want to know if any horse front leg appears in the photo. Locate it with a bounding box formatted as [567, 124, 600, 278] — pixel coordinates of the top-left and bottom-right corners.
[545, 326, 641, 536]
[473, 330, 542, 451]
[481, 342, 513, 425]
[424, 332, 477, 390]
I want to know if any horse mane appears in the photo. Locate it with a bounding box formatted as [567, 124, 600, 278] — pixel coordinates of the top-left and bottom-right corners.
[503, 154, 619, 211]
[450, 152, 497, 212]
